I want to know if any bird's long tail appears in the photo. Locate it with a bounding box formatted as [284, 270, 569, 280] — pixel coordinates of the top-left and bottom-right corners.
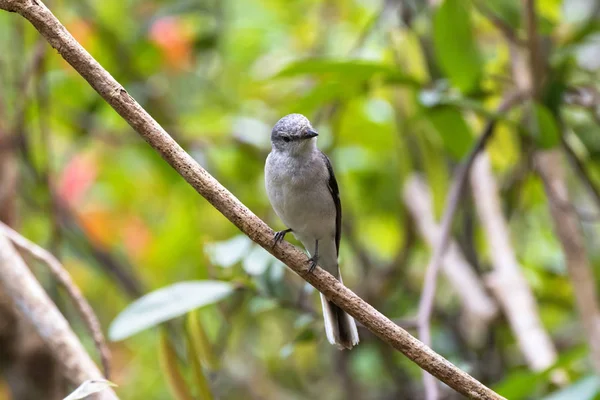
[320, 274, 359, 350]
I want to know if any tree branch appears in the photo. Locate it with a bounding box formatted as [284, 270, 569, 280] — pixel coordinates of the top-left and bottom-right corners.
[560, 135, 600, 215]
[470, 154, 558, 372]
[524, 0, 543, 98]
[521, 0, 600, 374]
[0, 232, 117, 399]
[416, 92, 523, 399]
[403, 175, 498, 345]
[0, 221, 111, 378]
[0, 0, 505, 398]
[535, 152, 600, 373]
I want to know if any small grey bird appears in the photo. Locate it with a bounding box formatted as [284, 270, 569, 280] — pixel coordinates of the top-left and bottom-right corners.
[264, 113, 359, 350]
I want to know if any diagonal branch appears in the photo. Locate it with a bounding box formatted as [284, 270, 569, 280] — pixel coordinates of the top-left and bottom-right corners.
[560, 135, 600, 214]
[0, 221, 111, 378]
[0, 231, 118, 399]
[0, 0, 504, 398]
[403, 175, 498, 343]
[416, 92, 523, 399]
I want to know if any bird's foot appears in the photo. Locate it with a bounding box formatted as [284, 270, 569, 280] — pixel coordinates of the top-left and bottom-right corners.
[273, 228, 292, 246]
[307, 255, 319, 273]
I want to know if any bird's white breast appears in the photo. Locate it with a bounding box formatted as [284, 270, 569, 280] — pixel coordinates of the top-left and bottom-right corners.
[265, 151, 336, 242]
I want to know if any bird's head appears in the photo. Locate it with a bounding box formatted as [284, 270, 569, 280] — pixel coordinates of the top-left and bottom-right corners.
[270, 113, 318, 155]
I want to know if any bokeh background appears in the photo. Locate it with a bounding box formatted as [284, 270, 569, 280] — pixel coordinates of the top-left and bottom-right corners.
[2, 0, 600, 399]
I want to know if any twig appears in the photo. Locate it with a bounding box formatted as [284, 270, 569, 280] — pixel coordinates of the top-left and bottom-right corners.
[313, 1, 387, 126]
[473, 0, 524, 46]
[0, 221, 111, 378]
[34, 40, 63, 253]
[416, 91, 524, 400]
[524, 0, 543, 98]
[0, 1, 505, 397]
[0, 231, 118, 399]
[536, 165, 600, 222]
[560, 135, 600, 214]
[404, 175, 498, 344]
[348, 0, 388, 56]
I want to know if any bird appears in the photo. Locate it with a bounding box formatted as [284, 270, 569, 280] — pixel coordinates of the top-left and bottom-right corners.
[264, 113, 359, 350]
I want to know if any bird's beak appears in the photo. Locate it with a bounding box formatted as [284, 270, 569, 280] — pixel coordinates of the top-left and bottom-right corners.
[305, 129, 318, 138]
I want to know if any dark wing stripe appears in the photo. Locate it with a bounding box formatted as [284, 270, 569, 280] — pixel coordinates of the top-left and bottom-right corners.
[320, 151, 342, 255]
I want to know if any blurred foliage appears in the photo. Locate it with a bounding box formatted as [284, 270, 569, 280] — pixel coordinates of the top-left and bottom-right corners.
[3, 0, 600, 399]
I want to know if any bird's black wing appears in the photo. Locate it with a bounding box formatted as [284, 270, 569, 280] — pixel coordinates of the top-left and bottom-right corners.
[320, 151, 342, 255]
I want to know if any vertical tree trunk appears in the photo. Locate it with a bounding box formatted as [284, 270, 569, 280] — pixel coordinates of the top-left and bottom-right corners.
[536, 150, 600, 373]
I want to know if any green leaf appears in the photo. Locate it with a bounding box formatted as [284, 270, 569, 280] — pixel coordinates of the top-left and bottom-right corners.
[427, 106, 474, 159]
[292, 327, 316, 343]
[531, 104, 561, 149]
[433, 0, 482, 92]
[542, 376, 600, 400]
[159, 331, 194, 400]
[482, 0, 521, 29]
[63, 379, 117, 400]
[185, 317, 214, 400]
[187, 310, 219, 370]
[204, 235, 253, 268]
[242, 245, 273, 275]
[274, 59, 422, 87]
[494, 368, 545, 400]
[495, 345, 587, 398]
[109, 281, 235, 341]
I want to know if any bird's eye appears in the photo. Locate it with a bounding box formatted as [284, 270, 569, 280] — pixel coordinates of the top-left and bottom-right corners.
[283, 137, 291, 143]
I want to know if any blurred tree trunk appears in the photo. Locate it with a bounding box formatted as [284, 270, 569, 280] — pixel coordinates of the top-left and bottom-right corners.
[470, 154, 559, 372]
[0, 112, 63, 399]
[403, 175, 498, 346]
[536, 150, 600, 373]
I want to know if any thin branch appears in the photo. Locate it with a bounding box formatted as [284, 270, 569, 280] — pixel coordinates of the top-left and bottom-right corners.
[34, 41, 63, 253]
[538, 167, 600, 223]
[560, 136, 600, 214]
[0, 1, 505, 398]
[416, 91, 524, 400]
[403, 175, 498, 342]
[473, 0, 524, 46]
[0, 232, 118, 399]
[535, 151, 600, 373]
[0, 221, 111, 378]
[524, 0, 542, 98]
[313, 1, 387, 126]
[348, 0, 388, 56]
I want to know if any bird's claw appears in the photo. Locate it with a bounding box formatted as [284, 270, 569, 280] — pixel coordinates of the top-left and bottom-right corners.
[273, 229, 292, 246]
[307, 255, 318, 273]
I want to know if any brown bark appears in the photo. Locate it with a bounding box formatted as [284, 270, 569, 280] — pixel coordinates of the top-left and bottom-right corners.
[536, 150, 600, 373]
[0, 233, 118, 399]
[0, 222, 111, 378]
